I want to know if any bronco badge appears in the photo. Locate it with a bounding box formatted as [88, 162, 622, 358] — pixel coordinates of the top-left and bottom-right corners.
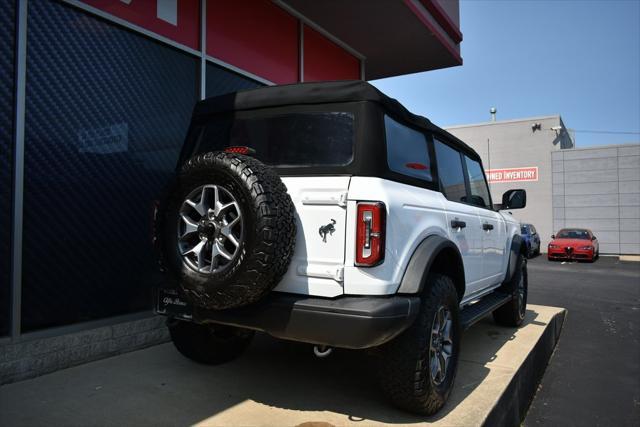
[319, 219, 336, 243]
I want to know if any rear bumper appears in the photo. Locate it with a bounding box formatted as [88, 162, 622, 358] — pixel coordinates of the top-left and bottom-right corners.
[156, 289, 420, 349]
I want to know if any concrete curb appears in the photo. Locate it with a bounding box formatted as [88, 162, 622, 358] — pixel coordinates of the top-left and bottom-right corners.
[0, 315, 170, 385]
[484, 309, 566, 426]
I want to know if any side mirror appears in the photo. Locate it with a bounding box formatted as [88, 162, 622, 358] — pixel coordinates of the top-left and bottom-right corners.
[501, 189, 526, 209]
[592, 236, 597, 241]
[551, 235, 555, 239]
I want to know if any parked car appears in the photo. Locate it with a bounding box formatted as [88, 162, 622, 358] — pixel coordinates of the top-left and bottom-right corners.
[153, 81, 529, 415]
[521, 223, 541, 257]
[548, 228, 599, 262]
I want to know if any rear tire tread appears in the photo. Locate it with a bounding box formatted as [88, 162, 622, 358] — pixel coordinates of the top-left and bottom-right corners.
[376, 274, 460, 415]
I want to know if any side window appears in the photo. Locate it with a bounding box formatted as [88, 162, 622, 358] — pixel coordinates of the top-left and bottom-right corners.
[433, 139, 466, 203]
[464, 156, 492, 209]
[384, 116, 432, 181]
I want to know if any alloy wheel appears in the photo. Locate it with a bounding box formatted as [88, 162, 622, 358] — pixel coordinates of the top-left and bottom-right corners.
[429, 305, 454, 385]
[177, 184, 243, 274]
[517, 263, 527, 318]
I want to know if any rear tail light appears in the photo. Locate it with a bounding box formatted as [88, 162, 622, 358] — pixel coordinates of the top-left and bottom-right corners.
[355, 202, 386, 267]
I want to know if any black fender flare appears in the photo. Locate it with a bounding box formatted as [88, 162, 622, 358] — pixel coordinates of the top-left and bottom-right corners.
[505, 234, 526, 283]
[397, 235, 465, 297]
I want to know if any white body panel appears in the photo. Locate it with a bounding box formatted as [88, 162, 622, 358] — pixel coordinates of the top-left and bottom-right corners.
[274, 176, 520, 304]
[273, 176, 349, 297]
[439, 199, 484, 295]
[344, 177, 449, 295]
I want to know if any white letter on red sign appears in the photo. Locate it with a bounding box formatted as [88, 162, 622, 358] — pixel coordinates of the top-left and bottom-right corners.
[157, 0, 177, 26]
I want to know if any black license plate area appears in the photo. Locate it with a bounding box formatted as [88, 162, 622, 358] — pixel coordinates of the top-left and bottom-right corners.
[156, 288, 193, 320]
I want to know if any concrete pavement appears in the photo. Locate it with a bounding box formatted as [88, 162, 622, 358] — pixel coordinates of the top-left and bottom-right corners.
[0, 304, 564, 427]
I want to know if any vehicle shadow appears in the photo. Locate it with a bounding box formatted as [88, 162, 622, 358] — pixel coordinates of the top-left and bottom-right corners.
[168, 309, 540, 425]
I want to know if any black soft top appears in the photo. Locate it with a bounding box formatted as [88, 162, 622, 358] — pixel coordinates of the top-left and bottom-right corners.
[193, 80, 477, 157]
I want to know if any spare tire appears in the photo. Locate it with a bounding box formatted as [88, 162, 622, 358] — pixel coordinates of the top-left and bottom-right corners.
[158, 151, 296, 310]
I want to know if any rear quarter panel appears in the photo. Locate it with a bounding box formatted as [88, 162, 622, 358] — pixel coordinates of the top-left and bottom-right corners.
[344, 177, 449, 295]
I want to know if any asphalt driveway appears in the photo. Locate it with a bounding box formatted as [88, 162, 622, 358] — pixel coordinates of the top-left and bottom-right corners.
[525, 255, 640, 426]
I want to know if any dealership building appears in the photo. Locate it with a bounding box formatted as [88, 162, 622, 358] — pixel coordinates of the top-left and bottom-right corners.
[0, 0, 464, 382]
[447, 117, 640, 254]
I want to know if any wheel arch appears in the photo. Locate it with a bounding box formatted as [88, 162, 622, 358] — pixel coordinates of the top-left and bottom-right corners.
[397, 235, 466, 301]
[505, 234, 527, 283]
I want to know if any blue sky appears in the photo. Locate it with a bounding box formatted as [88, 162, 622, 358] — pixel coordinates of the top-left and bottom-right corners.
[372, 0, 640, 147]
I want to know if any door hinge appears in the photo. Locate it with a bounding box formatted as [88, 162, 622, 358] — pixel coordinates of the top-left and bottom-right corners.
[301, 191, 348, 207]
[338, 191, 348, 207]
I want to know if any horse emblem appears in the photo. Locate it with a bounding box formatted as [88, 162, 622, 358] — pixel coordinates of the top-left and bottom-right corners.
[319, 219, 337, 243]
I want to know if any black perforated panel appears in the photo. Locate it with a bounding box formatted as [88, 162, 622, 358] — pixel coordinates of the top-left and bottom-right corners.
[20, 0, 200, 331]
[206, 62, 263, 98]
[0, 1, 15, 337]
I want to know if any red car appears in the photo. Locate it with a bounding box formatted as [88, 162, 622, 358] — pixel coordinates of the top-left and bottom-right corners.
[548, 228, 599, 262]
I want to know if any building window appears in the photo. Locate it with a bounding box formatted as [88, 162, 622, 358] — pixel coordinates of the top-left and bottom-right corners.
[205, 62, 263, 98]
[20, 0, 200, 332]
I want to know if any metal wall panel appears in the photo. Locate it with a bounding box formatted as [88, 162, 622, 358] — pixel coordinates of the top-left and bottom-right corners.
[0, 1, 15, 337]
[206, 0, 299, 84]
[552, 144, 640, 255]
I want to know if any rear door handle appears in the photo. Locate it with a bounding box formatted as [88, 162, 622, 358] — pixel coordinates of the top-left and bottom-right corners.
[483, 223, 494, 231]
[451, 220, 466, 229]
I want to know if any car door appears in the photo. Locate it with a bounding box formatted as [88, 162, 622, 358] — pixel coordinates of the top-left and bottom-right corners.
[433, 139, 484, 296]
[463, 155, 506, 285]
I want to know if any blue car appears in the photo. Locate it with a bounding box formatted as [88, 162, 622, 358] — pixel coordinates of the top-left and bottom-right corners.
[521, 223, 541, 257]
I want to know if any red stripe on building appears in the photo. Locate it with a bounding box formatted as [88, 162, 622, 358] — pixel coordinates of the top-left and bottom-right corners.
[303, 26, 360, 82]
[206, 0, 299, 84]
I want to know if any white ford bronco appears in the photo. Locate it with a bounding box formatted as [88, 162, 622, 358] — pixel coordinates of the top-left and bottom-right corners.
[154, 81, 528, 415]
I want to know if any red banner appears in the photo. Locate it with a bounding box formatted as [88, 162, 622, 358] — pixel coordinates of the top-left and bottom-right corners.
[486, 167, 538, 183]
[81, 0, 200, 49]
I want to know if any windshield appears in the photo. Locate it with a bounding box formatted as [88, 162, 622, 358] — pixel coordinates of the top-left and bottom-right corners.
[556, 229, 591, 240]
[195, 112, 354, 167]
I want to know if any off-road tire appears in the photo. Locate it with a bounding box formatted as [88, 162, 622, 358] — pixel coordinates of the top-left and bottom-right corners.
[168, 319, 254, 364]
[376, 274, 461, 415]
[159, 152, 296, 310]
[493, 254, 528, 327]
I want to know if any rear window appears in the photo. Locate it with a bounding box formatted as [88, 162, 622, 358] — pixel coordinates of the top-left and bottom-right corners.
[196, 112, 354, 167]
